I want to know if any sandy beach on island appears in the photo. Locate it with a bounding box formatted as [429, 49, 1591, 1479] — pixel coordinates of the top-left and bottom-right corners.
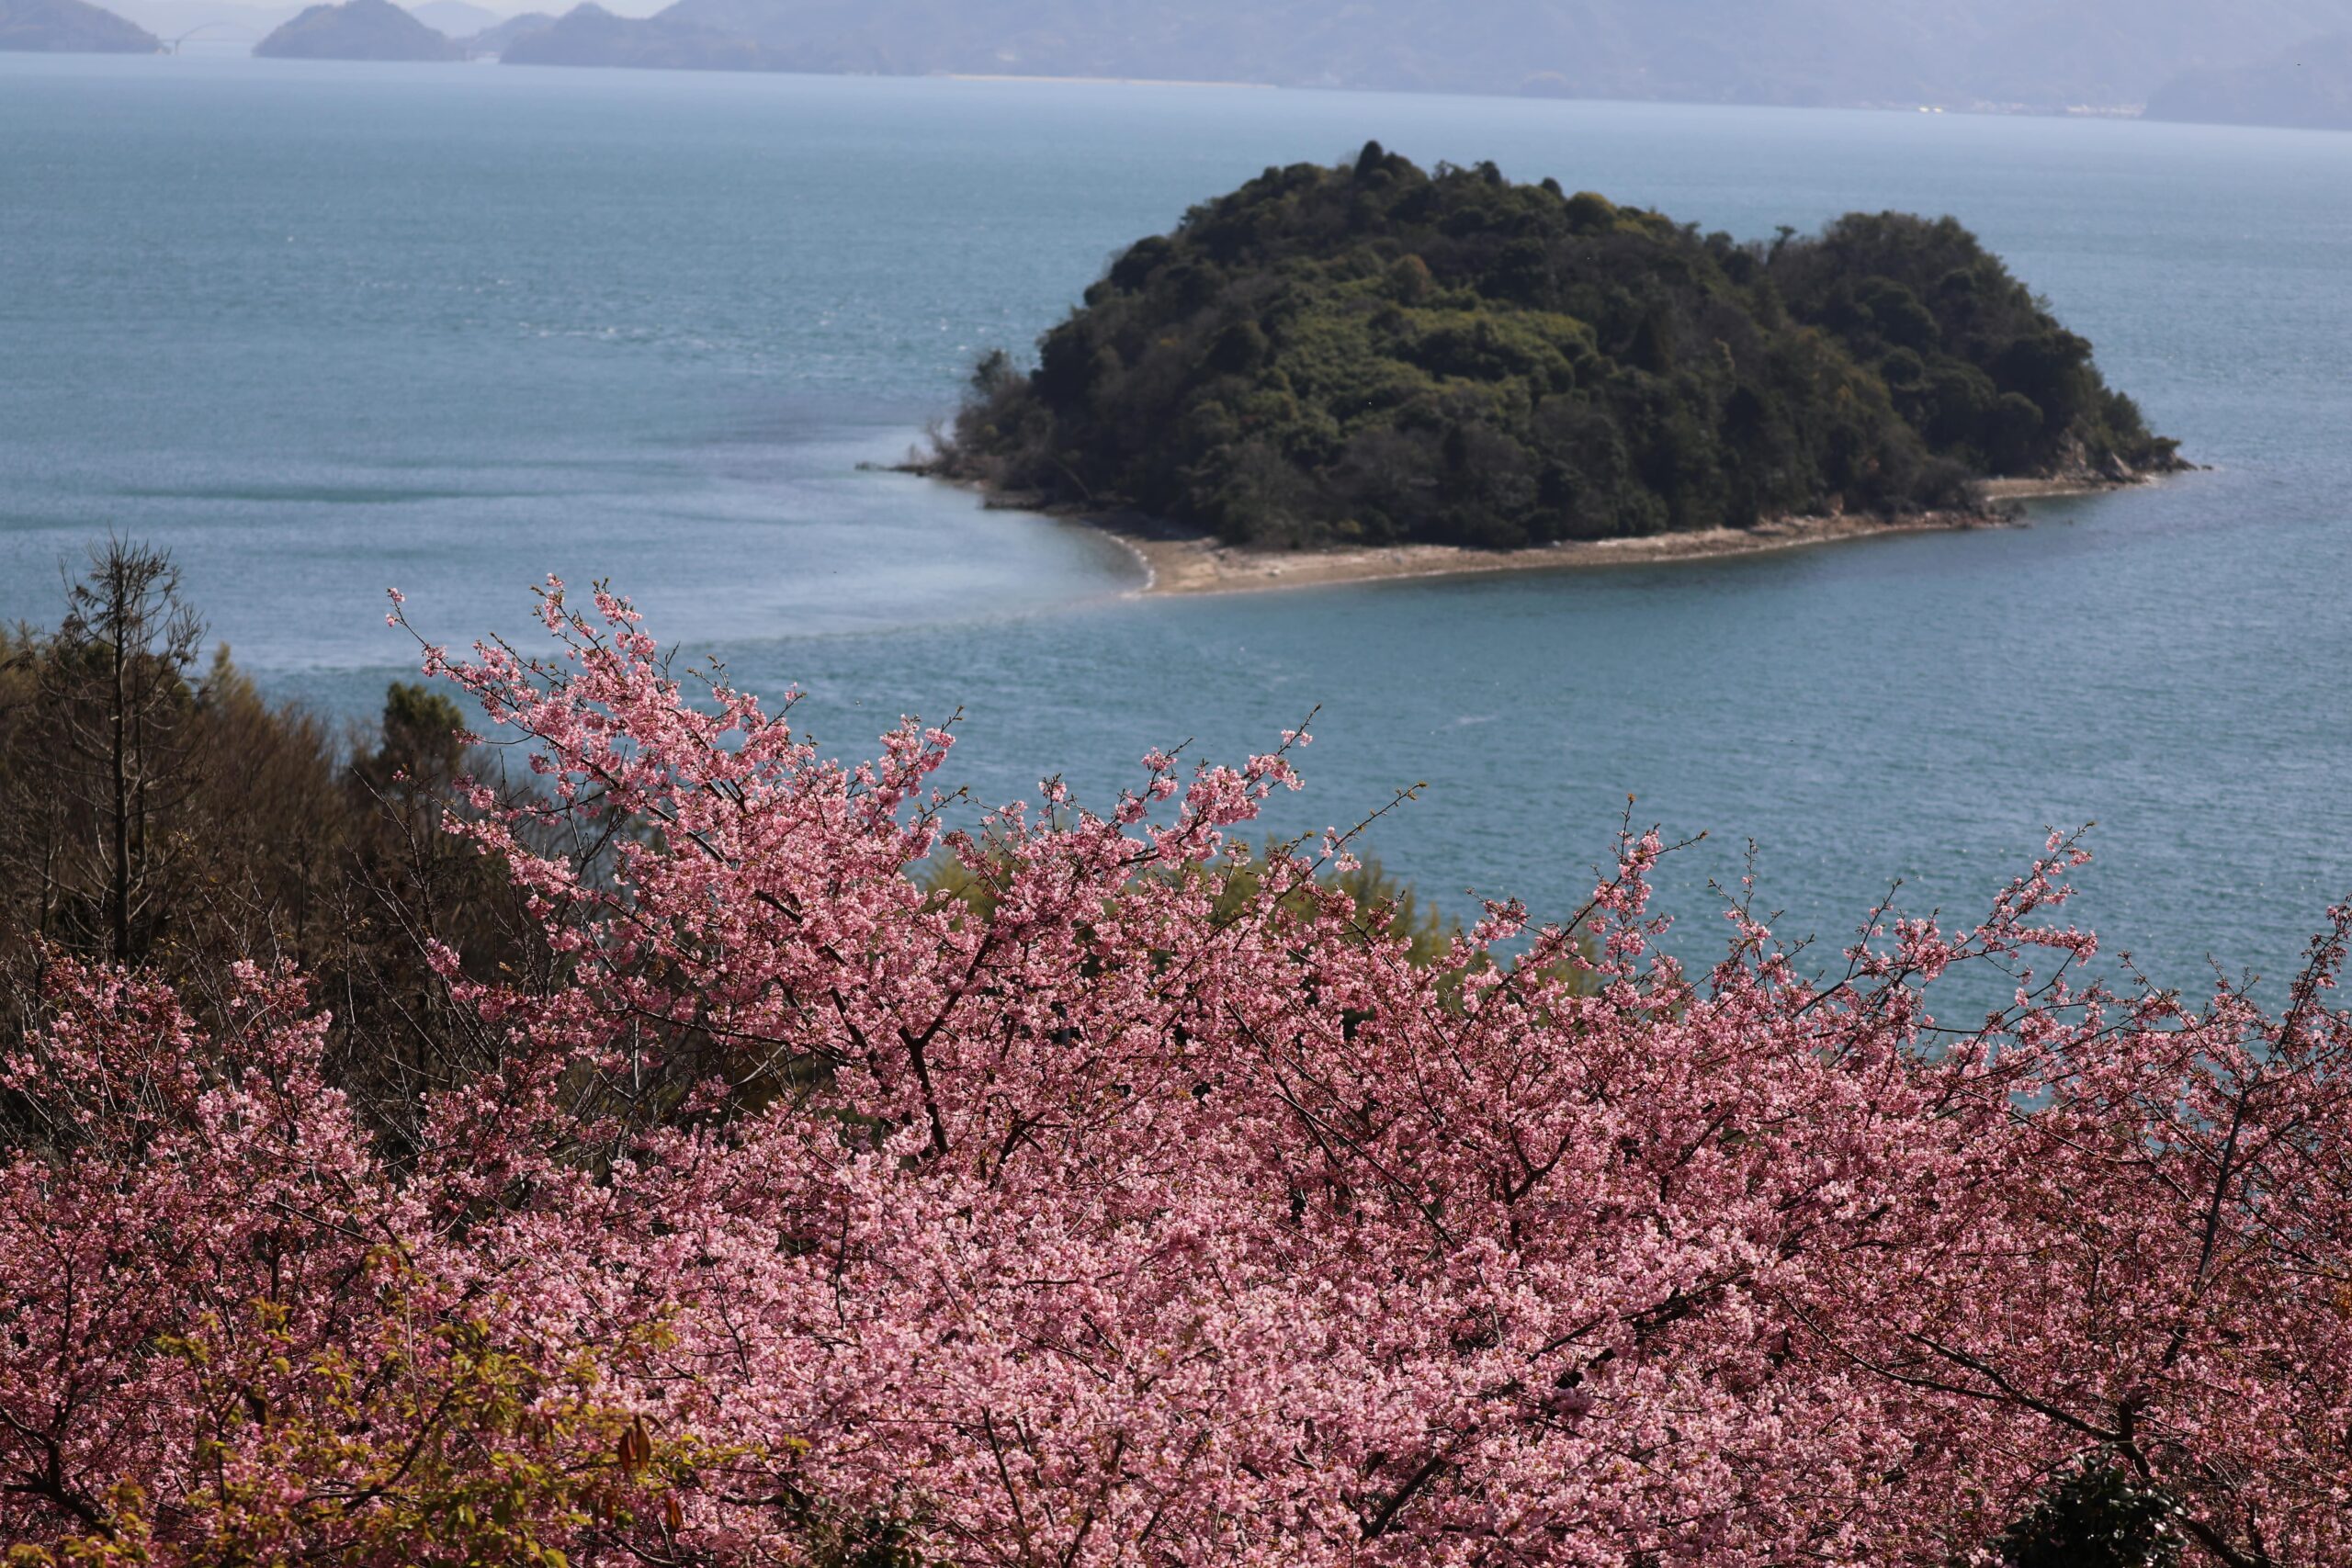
[1099, 508, 2001, 596]
[946, 474, 2161, 598]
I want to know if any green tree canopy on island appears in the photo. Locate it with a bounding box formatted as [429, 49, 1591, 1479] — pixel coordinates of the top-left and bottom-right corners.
[943, 145, 2179, 549]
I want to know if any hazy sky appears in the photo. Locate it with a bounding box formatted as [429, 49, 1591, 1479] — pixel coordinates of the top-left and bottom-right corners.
[131, 0, 673, 28]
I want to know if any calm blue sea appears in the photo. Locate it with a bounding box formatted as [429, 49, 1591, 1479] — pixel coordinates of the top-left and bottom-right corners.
[5, 54, 2349, 988]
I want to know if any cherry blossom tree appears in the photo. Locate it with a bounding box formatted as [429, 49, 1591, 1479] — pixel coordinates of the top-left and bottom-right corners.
[2, 580, 2343, 1567]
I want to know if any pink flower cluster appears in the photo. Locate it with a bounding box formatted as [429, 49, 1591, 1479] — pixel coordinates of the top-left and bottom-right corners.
[2, 582, 2346, 1566]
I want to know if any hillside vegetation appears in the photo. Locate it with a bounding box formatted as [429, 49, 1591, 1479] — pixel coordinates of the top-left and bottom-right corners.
[942, 147, 2179, 550]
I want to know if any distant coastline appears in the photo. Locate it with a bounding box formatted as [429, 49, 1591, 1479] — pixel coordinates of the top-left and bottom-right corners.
[941, 72, 1276, 89]
[270, 0, 2351, 123]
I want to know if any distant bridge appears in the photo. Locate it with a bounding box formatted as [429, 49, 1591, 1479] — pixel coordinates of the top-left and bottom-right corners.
[165, 21, 264, 52]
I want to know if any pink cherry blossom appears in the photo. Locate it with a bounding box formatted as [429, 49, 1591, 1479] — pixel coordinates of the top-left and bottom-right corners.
[2, 583, 2343, 1568]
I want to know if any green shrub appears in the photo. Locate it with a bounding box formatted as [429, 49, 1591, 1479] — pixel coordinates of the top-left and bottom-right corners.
[1997, 1462, 2185, 1568]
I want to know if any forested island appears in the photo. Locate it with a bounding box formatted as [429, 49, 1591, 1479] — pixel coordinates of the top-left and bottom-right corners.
[934, 146, 2181, 556]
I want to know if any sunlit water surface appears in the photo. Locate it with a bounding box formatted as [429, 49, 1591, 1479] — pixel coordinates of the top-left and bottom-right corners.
[5, 55, 2349, 989]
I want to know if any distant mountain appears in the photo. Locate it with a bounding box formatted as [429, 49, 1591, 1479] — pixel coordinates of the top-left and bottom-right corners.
[407, 0, 490, 30]
[2145, 33, 2352, 128]
[0, 0, 163, 51]
[501, 0, 761, 67]
[458, 5, 546, 53]
[254, 0, 459, 56]
[491, 0, 2352, 112]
